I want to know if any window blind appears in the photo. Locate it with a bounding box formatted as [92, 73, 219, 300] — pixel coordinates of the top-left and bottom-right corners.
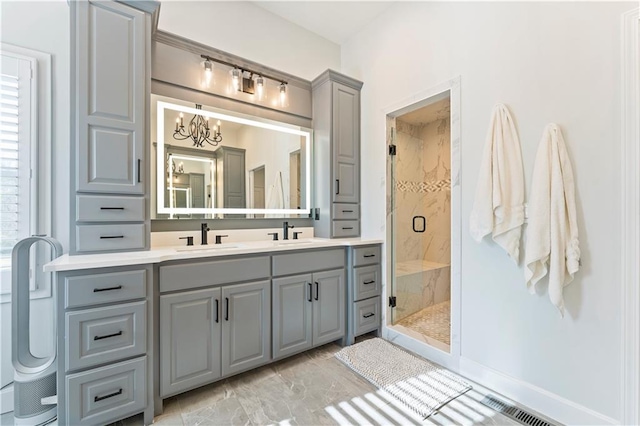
[0, 53, 33, 293]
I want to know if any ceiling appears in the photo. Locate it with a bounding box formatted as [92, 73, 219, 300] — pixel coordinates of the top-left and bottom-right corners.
[398, 97, 451, 126]
[252, 1, 394, 45]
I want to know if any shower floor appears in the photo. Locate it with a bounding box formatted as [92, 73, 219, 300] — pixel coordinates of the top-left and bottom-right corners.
[396, 300, 450, 348]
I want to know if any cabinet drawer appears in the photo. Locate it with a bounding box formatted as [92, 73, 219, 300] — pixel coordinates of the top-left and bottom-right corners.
[76, 195, 145, 222]
[353, 264, 381, 301]
[353, 245, 381, 267]
[332, 203, 359, 220]
[159, 256, 270, 293]
[332, 220, 360, 238]
[76, 224, 146, 253]
[65, 269, 146, 309]
[272, 249, 345, 277]
[66, 301, 146, 372]
[66, 356, 146, 425]
[353, 297, 380, 337]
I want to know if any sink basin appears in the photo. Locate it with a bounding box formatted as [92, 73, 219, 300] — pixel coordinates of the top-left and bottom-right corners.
[176, 244, 242, 252]
[273, 239, 316, 246]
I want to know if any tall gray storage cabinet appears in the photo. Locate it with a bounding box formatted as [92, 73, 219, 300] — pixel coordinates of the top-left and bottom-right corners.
[70, 0, 157, 254]
[312, 70, 363, 238]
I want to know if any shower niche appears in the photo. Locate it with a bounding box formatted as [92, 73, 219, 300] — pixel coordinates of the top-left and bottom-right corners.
[389, 92, 453, 353]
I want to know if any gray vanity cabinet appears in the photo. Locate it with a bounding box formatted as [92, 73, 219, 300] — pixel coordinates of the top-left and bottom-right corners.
[56, 265, 154, 425]
[312, 269, 346, 346]
[272, 269, 345, 359]
[312, 70, 363, 238]
[221, 280, 271, 376]
[332, 84, 360, 204]
[272, 274, 314, 359]
[159, 287, 222, 397]
[159, 275, 271, 397]
[70, 0, 157, 254]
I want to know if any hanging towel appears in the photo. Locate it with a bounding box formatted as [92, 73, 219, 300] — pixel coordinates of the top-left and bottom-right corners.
[525, 124, 580, 316]
[470, 104, 525, 263]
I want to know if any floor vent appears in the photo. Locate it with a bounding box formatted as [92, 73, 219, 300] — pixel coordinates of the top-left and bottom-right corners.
[480, 395, 556, 426]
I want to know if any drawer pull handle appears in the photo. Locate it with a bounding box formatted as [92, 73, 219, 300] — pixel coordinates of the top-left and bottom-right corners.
[314, 282, 319, 301]
[100, 235, 124, 239]
[342, 210, 354, 213]
[363, 312, 375, 318]
[93, 285, 122, 293]
[363, 254, 376, 258]
[308, 283, 312, 302]
[94, 388, 123, 402]
[215, 299, 219, 323]
[94, 331, 123, 341]
[342, 227, 354, 230]
[363, 280, 375, 285]
[225, 297, 229, 321]
[100, 207, 125, 210]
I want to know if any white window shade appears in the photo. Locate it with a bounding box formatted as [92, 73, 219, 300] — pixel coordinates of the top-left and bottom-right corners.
[0, 43, 54, 303]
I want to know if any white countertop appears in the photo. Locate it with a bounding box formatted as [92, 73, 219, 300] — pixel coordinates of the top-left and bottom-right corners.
[44, 238, 384, 272]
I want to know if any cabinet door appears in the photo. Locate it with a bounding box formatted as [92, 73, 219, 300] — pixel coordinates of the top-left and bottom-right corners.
[332, 83, 359, 203]
[76, 0, 145, 194]
[272, 274, 313, 359]
[312, 269, 346, 346]
[221, 280, 271, 376]
[159, 288, 221, 397]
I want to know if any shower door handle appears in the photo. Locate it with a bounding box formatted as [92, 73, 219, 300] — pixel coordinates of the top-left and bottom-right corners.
[413, 216, 426, 233]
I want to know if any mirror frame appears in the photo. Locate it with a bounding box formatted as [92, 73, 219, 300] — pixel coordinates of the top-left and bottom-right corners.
[156, 101, 312, 216]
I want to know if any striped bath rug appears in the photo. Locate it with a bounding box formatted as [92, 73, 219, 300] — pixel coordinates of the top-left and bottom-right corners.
[335, 338, 471, 418]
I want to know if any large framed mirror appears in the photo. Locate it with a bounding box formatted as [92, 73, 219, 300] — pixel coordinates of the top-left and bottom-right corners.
[152, 95, 312, 219]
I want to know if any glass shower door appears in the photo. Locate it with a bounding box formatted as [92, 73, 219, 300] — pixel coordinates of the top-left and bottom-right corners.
[388, 94, 453, 352]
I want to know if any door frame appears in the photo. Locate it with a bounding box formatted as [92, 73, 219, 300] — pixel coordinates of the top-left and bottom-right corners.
[382, 76, 461, 371]
[621, 8, 639, 425]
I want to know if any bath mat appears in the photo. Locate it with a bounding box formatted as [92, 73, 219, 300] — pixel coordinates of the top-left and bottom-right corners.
[335, 338, 471, 418]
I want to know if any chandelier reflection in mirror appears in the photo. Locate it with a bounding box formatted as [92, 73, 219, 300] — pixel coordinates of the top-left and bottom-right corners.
[173, 104, 223, 147]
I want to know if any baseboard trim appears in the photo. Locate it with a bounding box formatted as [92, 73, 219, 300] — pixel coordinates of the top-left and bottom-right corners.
[459, 357, 618, 425]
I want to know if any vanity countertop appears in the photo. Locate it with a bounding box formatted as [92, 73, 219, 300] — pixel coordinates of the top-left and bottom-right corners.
[44, 238, 384, 272]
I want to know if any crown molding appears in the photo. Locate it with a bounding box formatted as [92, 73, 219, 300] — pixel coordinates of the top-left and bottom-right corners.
[311, 69, 364, 91]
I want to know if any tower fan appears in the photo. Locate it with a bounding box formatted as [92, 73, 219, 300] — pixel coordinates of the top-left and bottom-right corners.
[12, 236, 62, 425]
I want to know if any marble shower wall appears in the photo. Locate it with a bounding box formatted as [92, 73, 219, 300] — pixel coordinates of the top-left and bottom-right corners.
[395, 117, 451, 265]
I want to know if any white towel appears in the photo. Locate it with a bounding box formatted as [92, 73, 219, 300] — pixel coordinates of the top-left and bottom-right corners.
[470, 104, 525, 263]
[525, 124, 580, 316]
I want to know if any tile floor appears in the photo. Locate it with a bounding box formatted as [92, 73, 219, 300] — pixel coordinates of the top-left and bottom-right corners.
[396, 301, 451, 346]
[114, 339, 518, 426]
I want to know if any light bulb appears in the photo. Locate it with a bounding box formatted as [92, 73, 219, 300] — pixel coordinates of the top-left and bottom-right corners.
[203, 59, 213, 87]
[231, 68, 241, 92]
[279, 82, 288, 107]
[256, 75, 265, 101]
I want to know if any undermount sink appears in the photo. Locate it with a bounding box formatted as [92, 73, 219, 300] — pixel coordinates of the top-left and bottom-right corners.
[176, 244, 243, 252]
[273, 239, 316, 246]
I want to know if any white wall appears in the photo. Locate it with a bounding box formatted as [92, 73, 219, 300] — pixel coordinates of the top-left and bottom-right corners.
[341, 1, 634, 422]
[157, 1, 340, 81]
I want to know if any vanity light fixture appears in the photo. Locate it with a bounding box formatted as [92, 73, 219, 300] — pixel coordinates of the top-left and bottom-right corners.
[200, 54, 287, 104]
[173, 104, 223, 147]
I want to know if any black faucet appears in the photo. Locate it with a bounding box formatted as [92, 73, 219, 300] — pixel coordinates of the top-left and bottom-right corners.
[201, 223, 210, 245]
[282, 221, 294, 240]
